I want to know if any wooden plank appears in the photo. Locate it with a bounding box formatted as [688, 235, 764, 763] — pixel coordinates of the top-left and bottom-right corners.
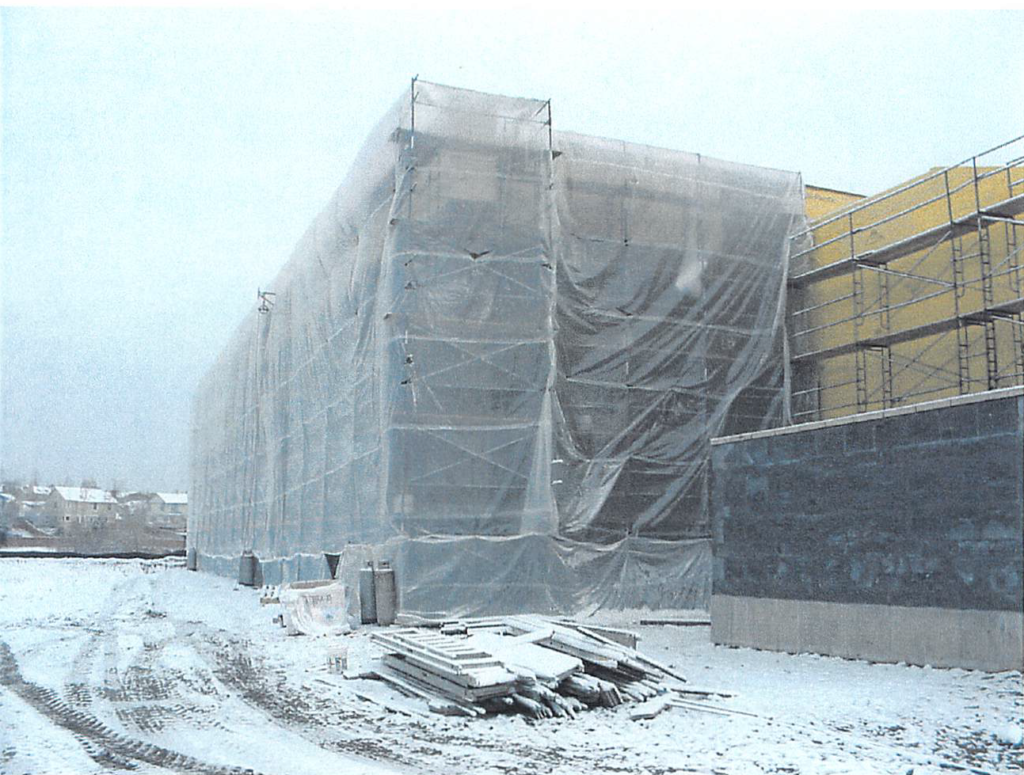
[669, 698, 759, 719]
[630, 651, 688, 685]
[382, 655, 513, 705]
[507, 629, 554, 645]
[370, 641, 499, 676]
[373, 666, 480, 717]
[428, 700, 474, 717]
[382, 647, 514, 689]
[638, 618, 710, 627]
[538, 636, 618, 669]
[383, 650, 471, 686]
[371, 631, 505, 676]
[558, 621, 639, 649]
[346, 684, 429, 718]
[674, 686, 738, 699]
[533, 623, 632, 666]
[402, 637, 492, 657]
[984, 192, 1024, 219]
[666, 699, 733, 717]
[629, 696, 673, 721]
[393, 613, 444, 628]
[572, 623, 686, 683]
[370, 668, 473, 717]
[550, 624, 628, 660]
[466, 632, 582, 685]
[364, 671, 432, 702]
[375, 628, 494, 658]
[403, 632, 460, 643]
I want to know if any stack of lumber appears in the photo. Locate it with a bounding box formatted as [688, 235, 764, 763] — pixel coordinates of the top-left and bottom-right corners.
[366, 615, 705, 720]
[369, 628, 517, 716]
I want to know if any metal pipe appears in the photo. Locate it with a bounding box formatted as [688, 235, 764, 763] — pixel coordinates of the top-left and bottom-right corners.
[897, 385, 961, 403]
[792, 314, 864, 338]
[881, 346, 949, 397]
[974, 156, 1024, 183]
[878, 286, 953, 315]
[791, 230, 858, 262]
[791, 293, 857, 316]
[981, 215, 1024, 225]
[791, 187, 962, 261]
[865, 226, 959, 301]
[792, 377, 859, 395]
[987, 264, 1024, 282]
[972, 157, 983, 214]
[794, 172, 988, 249]
[889, 347, 962, 384]
[546, 99, 553, 153]
[843, 186, 967, 237]
[857, 263, 954, 289]
[805, 159, 1024, 247]
[410, 75, 418, 149]
[791, 134, 1024, 236]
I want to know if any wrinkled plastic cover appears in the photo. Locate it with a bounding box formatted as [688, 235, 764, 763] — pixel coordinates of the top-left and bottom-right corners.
[280, 582, 349, 636]
[189, 82, 805, 615]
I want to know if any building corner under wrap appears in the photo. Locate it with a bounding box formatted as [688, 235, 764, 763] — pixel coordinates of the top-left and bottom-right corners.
[189, 82, 807, 616]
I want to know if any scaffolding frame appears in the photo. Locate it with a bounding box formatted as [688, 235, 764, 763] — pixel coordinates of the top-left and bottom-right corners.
[788, 135, 1024, 421]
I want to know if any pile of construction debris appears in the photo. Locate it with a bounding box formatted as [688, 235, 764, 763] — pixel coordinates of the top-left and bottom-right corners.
[348, 615, 730, 719]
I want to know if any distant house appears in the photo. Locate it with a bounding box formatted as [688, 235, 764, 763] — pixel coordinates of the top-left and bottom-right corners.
[117, 491, 155, 521]
[151, 492, 188, 529]
[7, 485, 56, 528]
[45, 486, 119, 531]
[19, 500, 50, 526]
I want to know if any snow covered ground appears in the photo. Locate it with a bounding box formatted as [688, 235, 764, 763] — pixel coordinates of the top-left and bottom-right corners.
[0, 558, 1020, 775]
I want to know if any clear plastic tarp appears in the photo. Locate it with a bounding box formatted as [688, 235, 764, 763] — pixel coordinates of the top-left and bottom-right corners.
[189, 82, 805, 615]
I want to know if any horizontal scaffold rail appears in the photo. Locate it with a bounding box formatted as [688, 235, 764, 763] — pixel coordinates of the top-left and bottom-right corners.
[789, 132, 1024, 242]
[791, 296, 1024, 364]
[789, 192, 1024, 288]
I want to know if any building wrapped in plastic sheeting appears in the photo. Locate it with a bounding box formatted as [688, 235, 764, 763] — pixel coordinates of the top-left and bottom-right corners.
[189, 82, 806, 615]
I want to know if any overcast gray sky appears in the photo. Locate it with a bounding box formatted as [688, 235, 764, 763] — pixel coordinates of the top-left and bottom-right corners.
[2, 9, 1022, 490]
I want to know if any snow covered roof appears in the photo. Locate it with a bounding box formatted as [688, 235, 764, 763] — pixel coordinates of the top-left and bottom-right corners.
[118, 491, 152, 502]
[155, 492, 188, 505]
[52, 486, 118, 504]
[31, 485, 52, 496]
[0, 493, 13, 503]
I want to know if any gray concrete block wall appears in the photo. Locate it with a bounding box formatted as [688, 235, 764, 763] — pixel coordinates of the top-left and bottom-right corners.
[711, 394, 1024, 613]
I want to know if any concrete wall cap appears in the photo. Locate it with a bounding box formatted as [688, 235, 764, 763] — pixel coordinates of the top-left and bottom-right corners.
[712, 385, 1024, 446]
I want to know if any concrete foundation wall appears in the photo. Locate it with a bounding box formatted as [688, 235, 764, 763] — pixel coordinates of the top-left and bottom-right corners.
[710, 388, 1024, 670]
[711, 595, 1023, 672]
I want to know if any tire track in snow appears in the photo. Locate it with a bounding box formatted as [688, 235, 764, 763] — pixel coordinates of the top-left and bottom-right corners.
[1, 639, 260, 775]
[195, 626, 417, 768]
